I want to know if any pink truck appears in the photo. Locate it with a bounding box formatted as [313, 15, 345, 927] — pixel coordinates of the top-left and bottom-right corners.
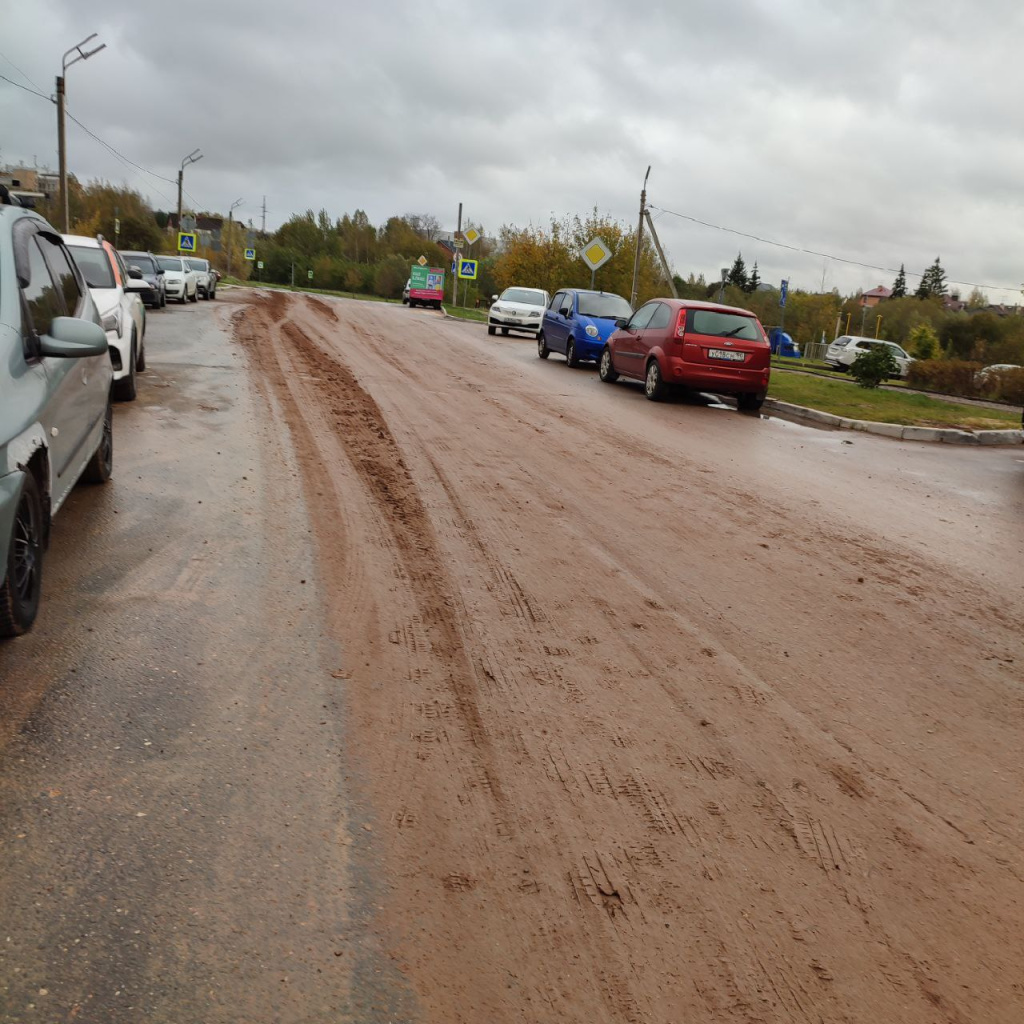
[407, 264, 445, 309]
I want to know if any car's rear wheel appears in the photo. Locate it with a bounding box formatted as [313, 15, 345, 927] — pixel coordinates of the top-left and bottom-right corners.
[736, 392, 765, 412]
[83, 402, 114, 484]
[566, 339, 579, 368]
[487, 325, 496, 336]
[599, 347, 618, 382]
[136, 338, 146, 373]
[0, 473, 44, 637]
[113, 337, 138, 402]
[644, 359, 667, 401]
[537, 333, 549, 359]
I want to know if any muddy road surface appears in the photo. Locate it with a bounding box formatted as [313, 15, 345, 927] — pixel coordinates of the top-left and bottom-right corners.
[2, 290, 1022, 1023]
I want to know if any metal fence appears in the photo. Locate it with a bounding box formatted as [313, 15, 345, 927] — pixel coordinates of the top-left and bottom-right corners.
[799, 341, 830, 364]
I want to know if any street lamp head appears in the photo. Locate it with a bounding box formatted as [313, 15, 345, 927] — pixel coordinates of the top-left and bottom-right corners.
[231, 198, 244, 211]
[181, 149, 203, 169]
[62, 34, 106, 72]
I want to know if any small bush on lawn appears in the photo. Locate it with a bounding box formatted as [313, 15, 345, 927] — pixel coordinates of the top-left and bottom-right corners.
[851, 345, 899, 388]
[906, 359, 983, 396]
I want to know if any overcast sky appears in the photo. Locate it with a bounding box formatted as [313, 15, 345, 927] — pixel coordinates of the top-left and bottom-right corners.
[3, 0, 1022, 301]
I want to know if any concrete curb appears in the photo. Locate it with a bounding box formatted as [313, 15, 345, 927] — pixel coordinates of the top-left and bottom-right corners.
[763, 399, 1023, 446]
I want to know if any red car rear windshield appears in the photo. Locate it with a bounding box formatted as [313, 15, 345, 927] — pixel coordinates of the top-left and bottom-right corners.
[689, 310, 760, 340]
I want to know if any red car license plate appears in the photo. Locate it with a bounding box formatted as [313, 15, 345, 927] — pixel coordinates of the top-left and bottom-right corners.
[708, 348, 745, 361]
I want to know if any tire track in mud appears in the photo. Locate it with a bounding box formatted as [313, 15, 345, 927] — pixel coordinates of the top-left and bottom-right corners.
[238, 292, 509, 814]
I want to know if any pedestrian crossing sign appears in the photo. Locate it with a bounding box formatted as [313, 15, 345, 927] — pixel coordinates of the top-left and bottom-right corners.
[457, 259, 478, 280]
[244, 248, 256, 261]
[177, 232, 197, 252]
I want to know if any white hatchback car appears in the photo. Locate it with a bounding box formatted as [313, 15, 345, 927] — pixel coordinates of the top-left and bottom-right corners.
[63, 234, 148, 401]
[825, 335, 914, 378]
[157, 254, 199, 303]
[488, 287, 550, 338]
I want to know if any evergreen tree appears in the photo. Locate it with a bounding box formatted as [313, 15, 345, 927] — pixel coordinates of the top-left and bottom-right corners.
[925, 256, 947, 296]
[728, 252, 748, 290]
[746, 261, 761, 293]
[890, 263, 907, 299]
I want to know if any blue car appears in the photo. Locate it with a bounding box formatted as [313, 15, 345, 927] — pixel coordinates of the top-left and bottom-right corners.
[538, 288, 633, 366]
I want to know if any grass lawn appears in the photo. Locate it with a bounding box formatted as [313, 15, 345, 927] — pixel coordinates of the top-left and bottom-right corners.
[223, 279, 400, 304]
[768, 372, 1020, 430]
[443, 304, 489, 323]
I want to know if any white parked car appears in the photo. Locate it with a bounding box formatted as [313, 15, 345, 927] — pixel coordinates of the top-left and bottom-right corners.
[488, 287, 550, 338]
[185, 256, 217, 300]
[157, 254, 199, 303]
[974, 364, 1021, 388]
[63, 234, 148, 401]
[825, 335, 914, 378]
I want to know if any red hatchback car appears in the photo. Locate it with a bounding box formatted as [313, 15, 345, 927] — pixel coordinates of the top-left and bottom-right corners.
[599, 298, 771, 410]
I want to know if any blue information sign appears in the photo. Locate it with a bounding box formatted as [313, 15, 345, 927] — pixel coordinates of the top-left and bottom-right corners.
[780, 279, 789, 307]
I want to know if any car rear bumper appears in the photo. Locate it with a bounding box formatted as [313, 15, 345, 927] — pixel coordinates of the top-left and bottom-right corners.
[666, 356, 770, 394]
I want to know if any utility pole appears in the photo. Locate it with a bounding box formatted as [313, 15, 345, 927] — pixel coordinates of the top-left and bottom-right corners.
[642, 209, 677, 298]
[57, 33, 106, 233]
[177, 148, 202, 231]
[451, 202, 462, 308]
[226, 198, 242, 280]
[261, 196, 267, 236]
[629, 165, 651, 308]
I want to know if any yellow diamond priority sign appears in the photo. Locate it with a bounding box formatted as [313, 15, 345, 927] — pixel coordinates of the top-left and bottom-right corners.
[582, 236, 612, 272]
[464, 228, 480, 246]
[417, 255, 428, 266]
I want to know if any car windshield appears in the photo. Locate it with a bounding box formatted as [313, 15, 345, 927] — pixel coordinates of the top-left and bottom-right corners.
[577, 293, 632, 319]
[500, 288, 546, 306]
[186, 259, 206, 271]
[689, 309, 760, 340]
[125, 254, 155, 274]
[158, 257, 183, 272]
[884, 342, 909, 358]
[68, 246, 115, 289]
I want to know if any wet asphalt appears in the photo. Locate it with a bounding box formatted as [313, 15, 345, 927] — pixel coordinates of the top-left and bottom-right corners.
[0, 296, 412, 1024]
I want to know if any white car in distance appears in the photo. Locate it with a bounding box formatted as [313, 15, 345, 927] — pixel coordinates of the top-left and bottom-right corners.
[488, 287, 550, 339]
[157, 254, 199, 303]
[825, 335, 914, 378]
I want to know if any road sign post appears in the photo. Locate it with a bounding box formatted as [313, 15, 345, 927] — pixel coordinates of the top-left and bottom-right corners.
[581, 237, 612, 289]
[780, 279, 789, 332]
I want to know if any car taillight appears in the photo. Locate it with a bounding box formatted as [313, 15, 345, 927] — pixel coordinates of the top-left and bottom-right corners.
[675, 309, 686, 339]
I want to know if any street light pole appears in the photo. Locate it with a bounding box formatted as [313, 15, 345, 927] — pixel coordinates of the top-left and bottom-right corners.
[57, 33, 106, 233]
[629, 165, 651, 308]
[177, 149, 203, 231]
[226, 198, 243, 280]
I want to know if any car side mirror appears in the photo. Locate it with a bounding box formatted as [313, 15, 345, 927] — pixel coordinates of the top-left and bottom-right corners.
[128, 266, 143, 279]
[560, 308, 571, 318]
[491, 294, 498, 302]
[614, 317, 629, 328]
[124, 277, 149, 292]
[40, 316, 108, 357]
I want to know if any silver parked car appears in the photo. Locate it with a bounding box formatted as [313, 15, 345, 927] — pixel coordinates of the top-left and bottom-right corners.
[0, 187, 112, 636]
[185, 256, 217, 299]
[825, 335, 914, 378]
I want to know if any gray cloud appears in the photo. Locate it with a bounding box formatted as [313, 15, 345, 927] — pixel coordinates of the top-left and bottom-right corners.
[3, 0, 1022, 300]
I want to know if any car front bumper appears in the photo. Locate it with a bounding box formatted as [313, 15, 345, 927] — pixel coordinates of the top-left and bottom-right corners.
[489, 315, 543, 332]
[573, 335, 606, 360]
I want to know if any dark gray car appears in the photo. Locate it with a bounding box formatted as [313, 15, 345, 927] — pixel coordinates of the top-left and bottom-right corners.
[120, 249, 166, 308]
[0, 189, 112, 636]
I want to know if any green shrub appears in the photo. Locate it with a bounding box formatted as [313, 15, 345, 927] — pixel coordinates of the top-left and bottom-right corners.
[851, 345, 899, 388]
[906, 359, 982, 396]
[907, 323, 939, 360]
[987, 367, 1024, 405]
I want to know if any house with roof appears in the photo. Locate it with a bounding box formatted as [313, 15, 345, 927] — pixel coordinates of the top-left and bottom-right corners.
[859, 285, 891, 308]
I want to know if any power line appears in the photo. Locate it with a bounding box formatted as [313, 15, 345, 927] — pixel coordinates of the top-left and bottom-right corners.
[648, 202, 1019, 295]
[0, 50, 45, 95]
[0, 71, 49, 101]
